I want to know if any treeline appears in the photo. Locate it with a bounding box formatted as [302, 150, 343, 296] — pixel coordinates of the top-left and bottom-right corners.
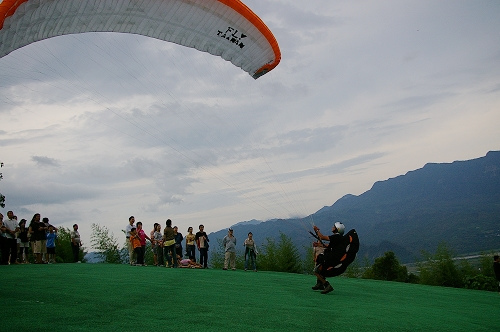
[356, 243, 498, 292]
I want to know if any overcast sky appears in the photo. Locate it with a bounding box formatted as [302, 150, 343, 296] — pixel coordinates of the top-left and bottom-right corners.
[1, 0, 499, 249]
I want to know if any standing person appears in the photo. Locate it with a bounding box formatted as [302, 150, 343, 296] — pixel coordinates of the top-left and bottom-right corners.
[136, 222, 151, 266]
[46, 225, 58, 263]
[311, 222, 345, 295]
[0, 213, 5, 264]
[174, 226, 183, 259]
[28, 213, 47, 264]
[129, 228, 142, 266]
[0, 210, 19, 265]
[494, 255, 500, 294]
[151, 223, 163, 266]
[185, 227, 196, 261]
[125, 216, 136, 265]
[17, 219, 30, 263]
[41, 217, 51, 263]
[70, 224, 82, 263]
[12, 214, 20, 262]
[163, 219, 177, 268]
[222, 228, 237, 270]
[244, 232, 258, 272]
[195, 224, 209, 269]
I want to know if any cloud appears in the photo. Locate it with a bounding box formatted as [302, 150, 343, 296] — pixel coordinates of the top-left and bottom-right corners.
[5, 181, 97, 206]
[31, 155, 60, 167]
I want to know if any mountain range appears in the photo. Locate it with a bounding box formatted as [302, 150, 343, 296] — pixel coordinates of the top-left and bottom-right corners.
[209, 151, 500, 263]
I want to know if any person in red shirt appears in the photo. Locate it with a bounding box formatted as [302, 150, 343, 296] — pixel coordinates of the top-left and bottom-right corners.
[136, 222, 151, 266]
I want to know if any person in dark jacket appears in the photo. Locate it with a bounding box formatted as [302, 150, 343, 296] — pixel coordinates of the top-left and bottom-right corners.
[311, 222, 345, 294]
[173, 226, 183, 260]
[494, 255, 500, 293]
[17, 219, 30, 263]
[163, 219, 177, 268]
[195, 225, 209, 268]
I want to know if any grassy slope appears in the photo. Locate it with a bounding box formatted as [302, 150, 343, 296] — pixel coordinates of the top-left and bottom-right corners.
[1, 264, 498, 331]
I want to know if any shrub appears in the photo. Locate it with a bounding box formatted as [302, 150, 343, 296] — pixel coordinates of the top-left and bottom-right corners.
[463, 275, 497, 291]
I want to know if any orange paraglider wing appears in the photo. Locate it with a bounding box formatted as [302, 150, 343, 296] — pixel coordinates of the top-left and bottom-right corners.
[0, 0, 280, 79]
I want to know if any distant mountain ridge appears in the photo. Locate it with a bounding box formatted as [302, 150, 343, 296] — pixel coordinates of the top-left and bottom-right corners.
[209, 151, 500, 263]
[231, 219, 262, 228]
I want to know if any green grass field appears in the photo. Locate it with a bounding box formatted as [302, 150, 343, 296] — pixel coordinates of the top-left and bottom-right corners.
[2, 264, 498, 331]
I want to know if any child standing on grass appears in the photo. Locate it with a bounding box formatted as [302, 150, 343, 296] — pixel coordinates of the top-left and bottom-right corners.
[129, 228, 142, 266]
[46, 225, 58, 264]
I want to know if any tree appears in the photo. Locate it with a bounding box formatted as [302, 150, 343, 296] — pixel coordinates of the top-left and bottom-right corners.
[259, 233, 302, 273]
[363, 251, 408, 282]
[418, 242, 462, 288]
[478, 252, 496, 279]
[303, 246, 316, 275]
[90, 223, 123, 263]
[0, 161, 5, 208]
[209, 238, 223, 268]
[275, 233, 302, 273]
[258, 237, 278, 272]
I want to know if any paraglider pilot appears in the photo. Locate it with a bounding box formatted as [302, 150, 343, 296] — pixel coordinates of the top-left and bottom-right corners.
[311, 222, 345, 294]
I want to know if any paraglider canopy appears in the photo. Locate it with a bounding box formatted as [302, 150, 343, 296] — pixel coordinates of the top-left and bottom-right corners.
[323, 229, 359, 277]
[0, 0, 280, 79]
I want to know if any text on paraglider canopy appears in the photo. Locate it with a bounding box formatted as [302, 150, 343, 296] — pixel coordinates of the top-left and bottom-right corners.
[217, 27, 246, 49]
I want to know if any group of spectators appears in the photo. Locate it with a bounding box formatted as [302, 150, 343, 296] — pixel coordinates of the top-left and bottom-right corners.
[125, 216, 258, 271]
[0, 211, 82, 265]
[125, 216, 211, 268]
[2, 210, 261, 270]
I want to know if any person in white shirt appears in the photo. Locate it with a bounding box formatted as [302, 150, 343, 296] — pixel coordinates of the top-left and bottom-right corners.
[0, 211, 19, 264]
[222, 228, 237, 270]
[125, 216, 136, 265]
[2, 211, 19, 265]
